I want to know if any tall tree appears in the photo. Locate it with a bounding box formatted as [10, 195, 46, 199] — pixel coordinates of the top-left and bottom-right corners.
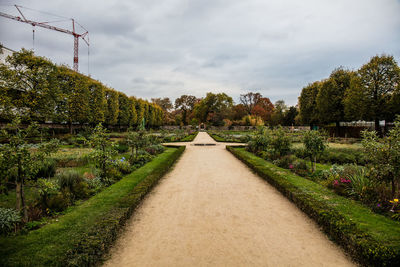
[193, 92, 233, 126]
[105, 89, 119, 126]
[88, 80, 106, 125]
[251, 97, 275, 123]
[240, 92, 262, 114]
[299, 81, 320, 127]
[316, 68, 354, 134]
[270, 100, 287, 126]
[174, 95, 198, 125]
[344, 55, 400, 133]
[0, 49, 58, 122]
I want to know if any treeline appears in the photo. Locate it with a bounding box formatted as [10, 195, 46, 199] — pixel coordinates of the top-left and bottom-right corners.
[152, 92, 298, 127]
[0, 49, 163, 130]
[298, 54, 400, 133]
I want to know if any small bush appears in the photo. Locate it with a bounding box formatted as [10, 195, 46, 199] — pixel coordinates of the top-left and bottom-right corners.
[35, 159, 57, 179]
[145, 144, 165, 155]
[0, 208, 21, 235]
[47, 193, 70, 212]
[115, 158, 133, 174]
[24, 220, 42, 231]
[115, 140, 129, 153]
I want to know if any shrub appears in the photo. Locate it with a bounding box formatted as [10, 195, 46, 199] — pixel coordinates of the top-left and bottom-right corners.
[115, 140, 129, 153]
[0, 208, 21, 235]
[269, 127, 292, 159]
[115, 158, 133, 174]
[24, 220, 42, 231]
[56, 170, 89, 200]
[36, 178, 60, 209]
[84, 177, 103, 194]
[346, 168, 377, 203]
[145, 144, 165, 155]
[47, 193, 70, 212]
[35, 159, 57, 179]
[303, 130, 327, 172]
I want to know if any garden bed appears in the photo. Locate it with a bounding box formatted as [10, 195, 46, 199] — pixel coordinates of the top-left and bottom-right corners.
[227, 146, 400, 266]
[0, 146, 185, 266]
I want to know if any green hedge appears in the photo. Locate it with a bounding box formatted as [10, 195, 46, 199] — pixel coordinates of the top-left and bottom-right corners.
[0, 146, 185, 266]
[179, 131, 198, 142]
[227, 146, 400, 266]
[208, 132, 243, 143]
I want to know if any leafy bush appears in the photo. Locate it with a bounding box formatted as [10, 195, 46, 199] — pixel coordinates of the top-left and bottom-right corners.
[56, 170, 89, 200]
[115, 158, 132, 174]
[303, 130, 327, 172]
[35, 159, 57, 179]
[346, 168, 377, 203]
[0, 208, 21, 235]
[269, 127, 292, 159]
[24, 220, 42, 231]
[115, 140, 129, 153]
[36, 178, 60, 209]
[47, 193, 70, 212]
[84, 177, 103, 194]
[247, 128, 270, 153]
[145, 144, 165, 155]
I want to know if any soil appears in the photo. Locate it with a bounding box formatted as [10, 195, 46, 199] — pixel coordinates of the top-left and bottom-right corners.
[104, 132, 354, 267]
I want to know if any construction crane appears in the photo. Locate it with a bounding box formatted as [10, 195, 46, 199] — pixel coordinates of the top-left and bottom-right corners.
[0, 5, 89, 72]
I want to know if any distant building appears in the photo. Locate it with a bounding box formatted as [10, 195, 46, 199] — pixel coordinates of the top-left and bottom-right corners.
[0, 45, 15, 64]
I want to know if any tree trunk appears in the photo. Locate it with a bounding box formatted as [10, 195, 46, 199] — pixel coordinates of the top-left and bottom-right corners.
[335, 121, 340, 138]
[15, 181, 22, 212]
[20, 178, 28, 222]
[392, 179, 396, 199]
[374, 117, 380, 136]
[69, 122, 73, 135]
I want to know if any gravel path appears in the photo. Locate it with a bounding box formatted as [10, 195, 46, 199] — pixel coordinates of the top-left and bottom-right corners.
[104, 132, 354, 267]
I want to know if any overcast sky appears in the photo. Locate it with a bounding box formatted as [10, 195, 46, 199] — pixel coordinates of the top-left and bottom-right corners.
[1, 0, 400, 106]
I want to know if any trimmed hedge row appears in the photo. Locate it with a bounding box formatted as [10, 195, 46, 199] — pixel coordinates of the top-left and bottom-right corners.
[227, 146, 400, 266]
[0, 146, 185, 266]
[178, 131, 198, 142]
[207, 132, 243, 143]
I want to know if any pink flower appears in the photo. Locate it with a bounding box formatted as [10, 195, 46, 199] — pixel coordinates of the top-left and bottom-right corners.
[333, 180, 339, 186]
[289, 164, 294, 169]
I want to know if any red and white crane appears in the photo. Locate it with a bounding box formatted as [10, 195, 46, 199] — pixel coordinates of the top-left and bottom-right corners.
[0, 5, 89, 72]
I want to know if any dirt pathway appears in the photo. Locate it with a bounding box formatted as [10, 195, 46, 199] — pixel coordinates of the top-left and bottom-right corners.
[104, 132, 354, 267]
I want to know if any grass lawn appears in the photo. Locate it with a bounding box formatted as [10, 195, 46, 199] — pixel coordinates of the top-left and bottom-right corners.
[0, 147, 183, 266]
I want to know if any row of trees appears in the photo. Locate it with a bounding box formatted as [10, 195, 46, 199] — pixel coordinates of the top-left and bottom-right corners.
[298, 55, 400, 133]
[152, 92, 298, 127]
[0, 49, 163, 130]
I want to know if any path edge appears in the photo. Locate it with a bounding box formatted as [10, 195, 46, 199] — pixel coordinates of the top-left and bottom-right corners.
[226, 146, 400, 267]
[63, 146, 186, 266]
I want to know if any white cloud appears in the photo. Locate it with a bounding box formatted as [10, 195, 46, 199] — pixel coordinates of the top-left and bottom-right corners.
[1, 0, 399, 105]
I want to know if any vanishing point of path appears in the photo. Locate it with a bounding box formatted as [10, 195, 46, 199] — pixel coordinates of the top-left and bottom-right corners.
[104, 132, 354, 267]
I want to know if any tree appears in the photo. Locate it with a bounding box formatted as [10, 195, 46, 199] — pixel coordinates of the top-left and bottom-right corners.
[232, 104, 247, 121]
[89, 124, 116, 183]
[240, 92, 262, 114]
[128, 97, 138, 127]
[251, 97, 275, 123]
[270, 100, 287, 126]
[282, 106, 298, 126]
[303, 130, 327, 172]
[362, 115, 400, 200]
[299, 81, 320, 127]
[151, 97, 173, 111]
[88, 80, 106, 125]
[344, 55, 400, 133]
[174, 95, 198, 125]
[193, 92, 233, 126]
[105, 89, 119, 126]
[117, 92, 131, 128]
[0, 117, 59, 221]
[316, 68, 354, 134]
[0, 49, 59, 122]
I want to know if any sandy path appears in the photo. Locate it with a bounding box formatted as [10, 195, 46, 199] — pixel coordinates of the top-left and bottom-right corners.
[104, 132, 354, 267]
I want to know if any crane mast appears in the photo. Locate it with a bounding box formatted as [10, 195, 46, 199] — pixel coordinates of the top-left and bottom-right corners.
[0, 5, 89, 72]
